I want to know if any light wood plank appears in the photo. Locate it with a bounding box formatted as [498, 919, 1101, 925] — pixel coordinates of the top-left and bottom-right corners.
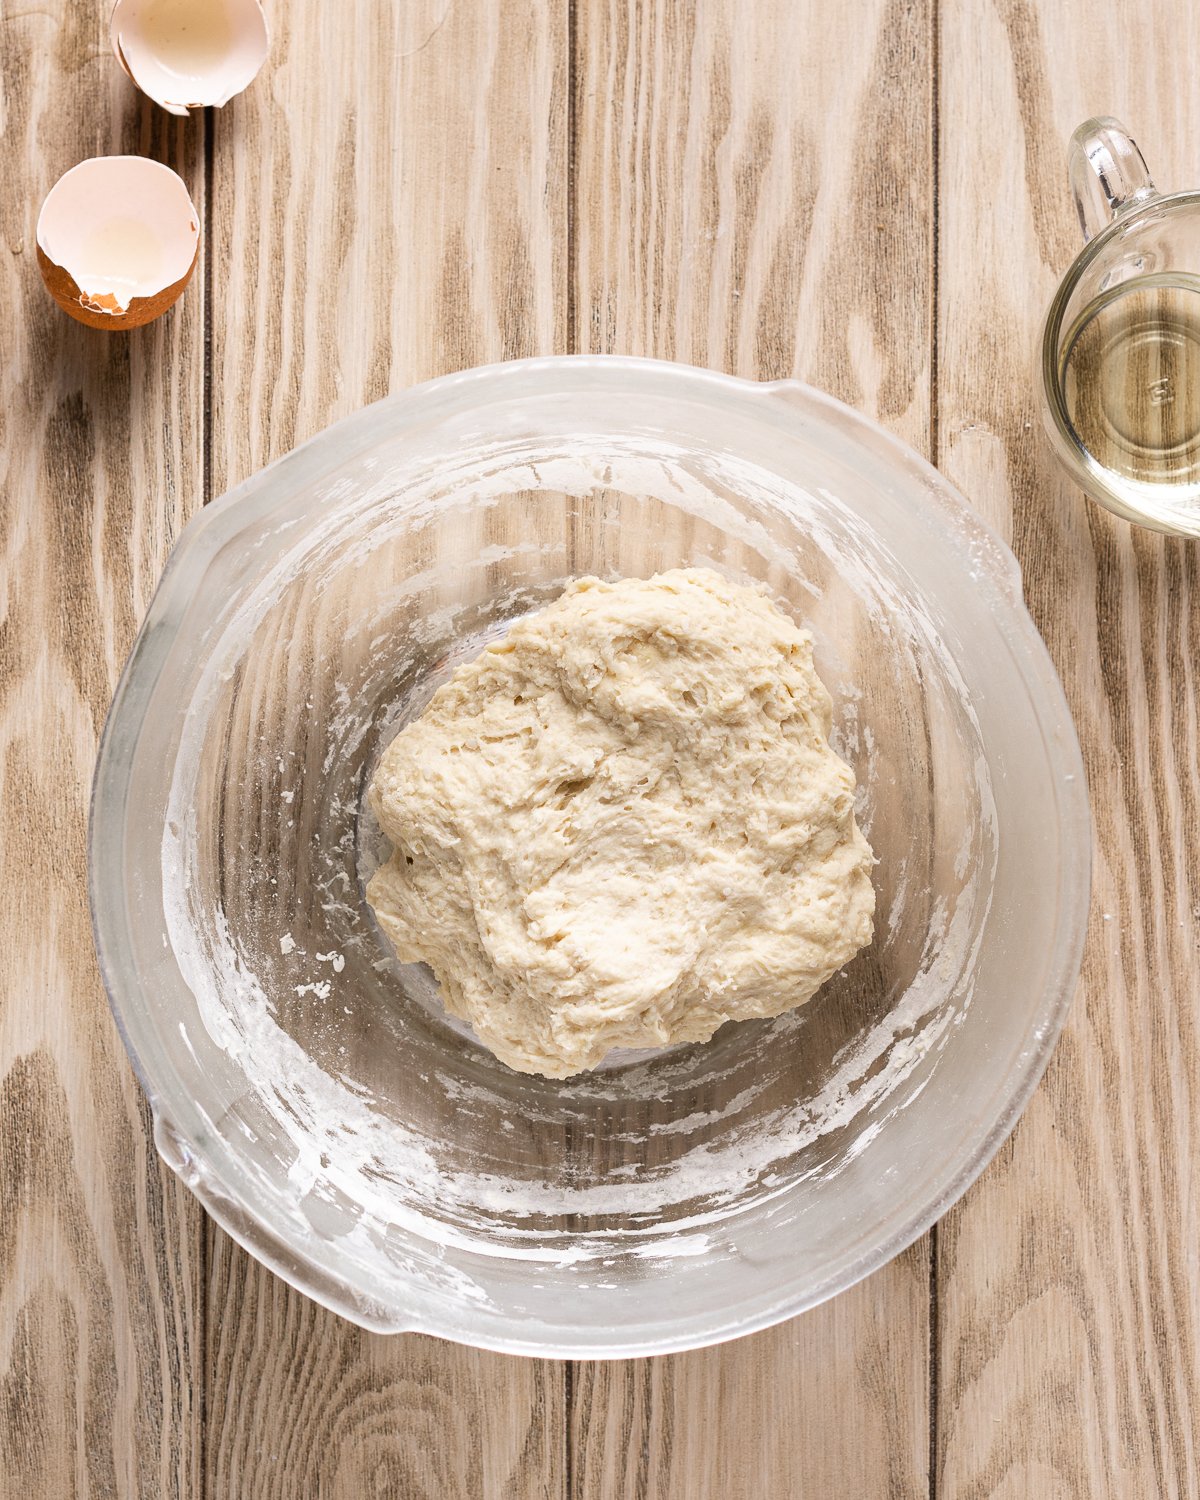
[572, 1244, 930, 1500]
[570, 1, 935, 1495]
[204, 1, 568, 1494]
[0, 6, 206, 1497]
[205, 1233, 565, 1499]
[936, 3, 1200, 1495]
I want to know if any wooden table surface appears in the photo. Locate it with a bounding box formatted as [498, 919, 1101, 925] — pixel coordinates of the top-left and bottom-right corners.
[3, 1, 1198, 1495]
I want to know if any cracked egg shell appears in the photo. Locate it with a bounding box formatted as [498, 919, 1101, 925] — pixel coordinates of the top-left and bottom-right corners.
[37, 157, 199, 330]
[111, 0, 269, 117]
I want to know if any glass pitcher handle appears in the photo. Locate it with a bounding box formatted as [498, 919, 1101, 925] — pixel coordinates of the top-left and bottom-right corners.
[1069, 116, 1158, 242]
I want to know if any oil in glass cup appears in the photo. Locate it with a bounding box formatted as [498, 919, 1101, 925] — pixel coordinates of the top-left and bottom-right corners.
[1042, 117, 1200, 536]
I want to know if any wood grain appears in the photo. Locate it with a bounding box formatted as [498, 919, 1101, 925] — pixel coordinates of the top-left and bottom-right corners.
[202, 1, 568, 1496]
[205, 1233, 564, 1499]
[570, 1, 935, 1496]
[936, 2, 1200, 1496]
[0, 6, 206, 1498]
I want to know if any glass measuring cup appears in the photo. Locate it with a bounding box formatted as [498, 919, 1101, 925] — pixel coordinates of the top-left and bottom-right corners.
[1041, 117, 1200, 536]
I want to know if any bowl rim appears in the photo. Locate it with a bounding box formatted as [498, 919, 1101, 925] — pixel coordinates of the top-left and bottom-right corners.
[89, 353, 1093, 1357]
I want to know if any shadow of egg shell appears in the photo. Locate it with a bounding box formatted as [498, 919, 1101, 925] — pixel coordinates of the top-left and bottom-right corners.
[35, 156, 199, 330]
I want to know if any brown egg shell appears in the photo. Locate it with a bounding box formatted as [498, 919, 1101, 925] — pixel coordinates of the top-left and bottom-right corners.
[37, 242, 198, 331]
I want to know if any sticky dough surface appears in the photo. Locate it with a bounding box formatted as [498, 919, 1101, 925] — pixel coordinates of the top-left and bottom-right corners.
[367, 568, 875, 1078]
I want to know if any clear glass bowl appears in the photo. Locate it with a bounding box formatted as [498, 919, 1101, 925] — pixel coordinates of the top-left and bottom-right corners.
[90, 356, 1091, 1357]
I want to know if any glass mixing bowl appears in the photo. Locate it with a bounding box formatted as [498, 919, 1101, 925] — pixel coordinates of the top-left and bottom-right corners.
[90, 356, 1091, 1357]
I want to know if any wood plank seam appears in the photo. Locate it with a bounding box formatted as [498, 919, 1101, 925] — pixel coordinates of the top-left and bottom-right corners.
[928, 2, 941, 1497]
[199, 92, 214, 1500]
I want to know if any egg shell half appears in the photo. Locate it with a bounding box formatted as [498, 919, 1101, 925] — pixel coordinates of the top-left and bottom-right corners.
[36, 156, 200, 330]
[111, 0, 270, 117]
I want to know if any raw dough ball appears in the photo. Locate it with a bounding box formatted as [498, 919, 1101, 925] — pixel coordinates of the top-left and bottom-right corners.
[366, 568, 875, 1078]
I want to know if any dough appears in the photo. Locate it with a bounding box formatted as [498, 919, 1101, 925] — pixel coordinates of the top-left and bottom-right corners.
[367, 568, 875, 1078]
